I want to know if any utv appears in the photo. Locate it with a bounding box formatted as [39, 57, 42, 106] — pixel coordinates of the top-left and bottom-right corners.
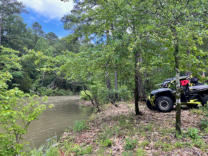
[146, 76, 208, 112]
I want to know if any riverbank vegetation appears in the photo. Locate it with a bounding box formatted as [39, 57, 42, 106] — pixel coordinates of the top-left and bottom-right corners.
[32, 102, 208, 155]
[1, 0, 208, 155]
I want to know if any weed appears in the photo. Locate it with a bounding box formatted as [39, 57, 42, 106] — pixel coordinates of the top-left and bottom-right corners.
[192, 138, 205, 149]
[154, 141, 173, 151]
[173, 141, 185, 148]
[122, 151, 134, 156]
[45, 146, 59, 156]
[100, 139, 113, 147]
[64, 142, 92, 155]
[190, 109, 204, 115]
[200, 119, 208, 130]
[137, 148, 146, 156]
[186, 128, 201, 140]
[30, 149, 43, 156]
[98, 127, 114, 140]
[138, 140, 150, 148]
[118, 117, 133, 130]
[205, 127, 208, 133]
[124, 138, 137, 150]
[143, 123, 153, 132]
[78, 145, 93, 155]
[96, 147, 105, 156]
[73, 120, 88, 132]
[160, 128, 175, 135]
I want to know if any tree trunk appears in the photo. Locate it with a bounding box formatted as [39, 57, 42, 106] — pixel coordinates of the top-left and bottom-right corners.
[114, 70, 118, 101]
[94, 96, 101, 112]
[174, 39, 181, 135]
[83, 89, 95, 106]
[0, 15, 2, 46]
[105, 72, 113, 103]
[134, 51, 141, 115]
[138, 56, 143, 100]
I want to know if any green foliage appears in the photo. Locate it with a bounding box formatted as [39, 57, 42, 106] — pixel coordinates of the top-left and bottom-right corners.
[136, 148, 146, 156]
[200, 105, 208, 133]
[154, 141, 173, 152]
[62, 141, 92, 155]
[30, 137, 59, 156]
[117, 85, 132, 101]
[122, 151, 134, 156]
[124, 138, 137, 151]
[200, 119, 208, 130]
[73, 120, 88, 132]
[45, 146, 59, 156]
[138, 141, 149, 148]
[98, 125, 116, 141]
[100, 139, 113, 147]
[0, 71, 47, 155]
[186, 128, 201, 140]
[80, 90, 92, 100]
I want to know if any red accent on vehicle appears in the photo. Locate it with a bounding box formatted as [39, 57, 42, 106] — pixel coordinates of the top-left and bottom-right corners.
[180, 80, 189, 86]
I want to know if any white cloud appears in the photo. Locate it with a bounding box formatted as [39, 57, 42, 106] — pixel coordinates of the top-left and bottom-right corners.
[18, 0, 74, 19]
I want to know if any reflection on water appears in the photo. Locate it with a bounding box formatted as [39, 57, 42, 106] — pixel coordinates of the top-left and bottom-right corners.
[24, 96, 91, 148]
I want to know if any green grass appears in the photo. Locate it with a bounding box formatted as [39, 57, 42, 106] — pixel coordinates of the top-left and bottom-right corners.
[137, 148, 146, 156]
[138, 140, 150, 148]
[154, 140, 173, 151]
[124, 138, 137, 151]
[63, 141, 92, 155]
[100, 138, 113, 147]
[73, 120, 88, 132]
[185, 128, 201, 140]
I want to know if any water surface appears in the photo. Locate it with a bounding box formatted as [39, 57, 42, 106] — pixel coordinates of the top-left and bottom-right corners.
[24, 96, 91, 148]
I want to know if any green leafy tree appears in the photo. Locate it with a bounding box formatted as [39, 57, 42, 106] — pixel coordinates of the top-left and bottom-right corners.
[152, 0, 208, 134]
[0, 47, 48, 155]
[0, 0, 24, 46]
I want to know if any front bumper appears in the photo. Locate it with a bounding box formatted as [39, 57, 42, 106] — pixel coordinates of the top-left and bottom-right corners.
[148, 95, 156, 106]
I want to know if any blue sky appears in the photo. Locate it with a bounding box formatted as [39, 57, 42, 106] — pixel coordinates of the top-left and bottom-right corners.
[18, 0, 74, 38]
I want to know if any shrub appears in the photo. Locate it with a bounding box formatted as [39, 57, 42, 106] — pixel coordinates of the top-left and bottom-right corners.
[63, 141, 92, 155]
[0, 72, 47, 155]
[138, 141, 150, 148]
[100, 139, 113, 147]
[118, 85, 132, 101]
[186, 128, 200, 140]
[200, 119, 208, 130]
[137, 148, 146, 156]
[154, 141, 173, 151]
[30, 137, 59, 156]
[124, 138, 137, 150]
[73, 120, 88, 132]
[78, 145, 93, 155]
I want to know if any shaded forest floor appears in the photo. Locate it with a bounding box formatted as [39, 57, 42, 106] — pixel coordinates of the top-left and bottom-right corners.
[59, 102, 208, 156]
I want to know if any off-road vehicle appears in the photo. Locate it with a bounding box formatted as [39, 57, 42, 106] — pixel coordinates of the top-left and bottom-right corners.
[146, 76, 208, 112]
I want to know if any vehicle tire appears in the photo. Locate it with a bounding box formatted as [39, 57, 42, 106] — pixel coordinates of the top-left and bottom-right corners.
[156, 96, 174, 112]
[146, 100, 156, 110]
[201, 95, 208, 106]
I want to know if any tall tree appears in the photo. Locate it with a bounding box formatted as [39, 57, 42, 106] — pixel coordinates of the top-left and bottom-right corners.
[32, 22, 44, 37]
[0, 0, 23, 46]
[61, 0, 154, 114]
[153, 0, 208, 134]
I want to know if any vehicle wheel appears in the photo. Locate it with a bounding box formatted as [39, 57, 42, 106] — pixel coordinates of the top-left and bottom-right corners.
[156, 96, 174, 112]
[146, 100, 156, 110]
[201, 95, 208, 106]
